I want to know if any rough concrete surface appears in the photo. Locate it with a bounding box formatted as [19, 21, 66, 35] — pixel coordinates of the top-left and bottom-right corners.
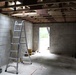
[33, 23, 76, 57]
[1, 51, 76, 75]
[0, 14, 33, 66]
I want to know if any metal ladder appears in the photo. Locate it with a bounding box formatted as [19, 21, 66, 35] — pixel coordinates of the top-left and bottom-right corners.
[5, 20, 32, 74]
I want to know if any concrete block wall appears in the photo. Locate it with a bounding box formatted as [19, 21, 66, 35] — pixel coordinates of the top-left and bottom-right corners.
[0, 14, 33, 66]
[33, 23, 76, 57]
[33, 26, 39, 51]
[50, 23, 76, 57]
[0, 14, 11, 66]
[25, 21, 33, 49]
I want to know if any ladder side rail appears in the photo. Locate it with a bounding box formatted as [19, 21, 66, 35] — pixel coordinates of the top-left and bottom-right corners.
[10, 21, 18, 58]
[16, 21, 23, 74]
[5, 20, 32, 74]
[5, 21, 23, 74]
[5, 24, 16, 71]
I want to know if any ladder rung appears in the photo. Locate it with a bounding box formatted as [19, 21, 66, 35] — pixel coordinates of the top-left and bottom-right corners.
[11, 43, 26, 44]
[5, 21, 32, 74]
[13, 37, 20, 38]
[10, 50, 18, 52]
[9, 57, 17, 60]
[15, 24, 22, 26]
[13, 37, 25, 38]
[14, 30, 24, 32]
[11, 43, 19, 45]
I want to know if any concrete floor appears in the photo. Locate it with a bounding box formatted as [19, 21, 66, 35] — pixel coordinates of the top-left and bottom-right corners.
[1, 50, 76, 75]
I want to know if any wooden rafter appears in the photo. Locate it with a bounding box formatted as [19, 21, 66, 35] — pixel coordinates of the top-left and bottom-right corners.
[0, 0, 76, 23]
[0, 0, 76, 9]
[1, 4, 76, 13]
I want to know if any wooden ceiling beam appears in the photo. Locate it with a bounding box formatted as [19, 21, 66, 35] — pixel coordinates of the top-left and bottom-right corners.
[0, 0, 76, 9]
[0, 0, 76, 2]
[33, 21, 76, 24]
[0, 0, 18, 2]
[59, 3, 66, 22]
[29, 16, 76, 18]
[1, 4, 76, 11]
[1, 5, 76, 13]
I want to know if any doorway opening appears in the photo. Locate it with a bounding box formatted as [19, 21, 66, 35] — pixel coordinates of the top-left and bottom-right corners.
[39, 27, 50, 54]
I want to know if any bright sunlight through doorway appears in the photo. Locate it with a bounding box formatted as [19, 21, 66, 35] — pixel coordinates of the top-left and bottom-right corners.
[39, 27, 50, 55]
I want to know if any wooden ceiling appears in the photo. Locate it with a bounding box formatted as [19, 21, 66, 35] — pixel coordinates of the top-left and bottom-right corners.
[0, 0, 76, 23]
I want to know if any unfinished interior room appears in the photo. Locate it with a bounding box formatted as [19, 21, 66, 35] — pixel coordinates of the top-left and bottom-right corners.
[0, 0, 76, 75]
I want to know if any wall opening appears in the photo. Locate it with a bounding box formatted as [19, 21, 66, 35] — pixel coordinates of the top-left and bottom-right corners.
[39, 27, 50, 54]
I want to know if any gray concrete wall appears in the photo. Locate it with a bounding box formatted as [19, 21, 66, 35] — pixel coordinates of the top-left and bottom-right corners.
[25, 21, 33, 49]
[33, 26, 39, 51]
[33, 23, 76, 57]
[50, 23, 76, 57]
[0, 14, 11, 66]
[0, 14, 33, 66]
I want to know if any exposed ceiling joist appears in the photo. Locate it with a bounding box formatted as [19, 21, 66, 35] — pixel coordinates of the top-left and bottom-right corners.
[0, 0, 18, 2]
[59, 3, 66, 22]
[1, 4, 76, 9]
[0, 0, 76, 23]
[28, 16, 76, 18]
[2, 5, 76, 13]
[0, 0, 76, 9]
[0, 0, 76, 2]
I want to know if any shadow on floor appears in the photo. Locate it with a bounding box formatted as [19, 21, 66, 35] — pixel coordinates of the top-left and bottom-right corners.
[30, 52, 76, 70]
